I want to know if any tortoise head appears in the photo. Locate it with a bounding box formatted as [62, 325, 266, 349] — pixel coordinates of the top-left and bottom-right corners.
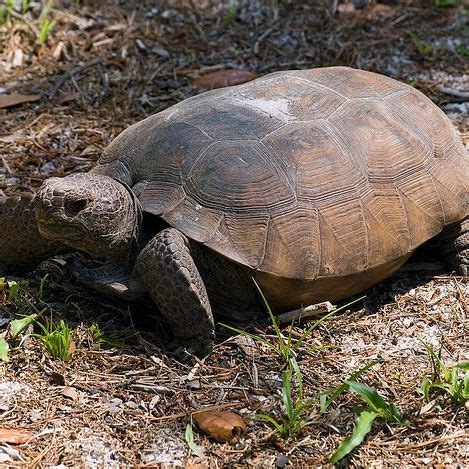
[35, 173, 141, 260]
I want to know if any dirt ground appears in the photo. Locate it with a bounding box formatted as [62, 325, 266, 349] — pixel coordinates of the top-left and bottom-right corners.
[0, 0, 468, 466]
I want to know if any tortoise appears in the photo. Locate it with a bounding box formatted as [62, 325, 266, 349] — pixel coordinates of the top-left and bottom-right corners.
[1, 67, 467, 356]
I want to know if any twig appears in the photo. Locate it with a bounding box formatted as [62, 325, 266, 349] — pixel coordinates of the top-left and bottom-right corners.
[437, 85, 469, 100]
[50, 57, 107, 97]
[151, 402, 244, 421]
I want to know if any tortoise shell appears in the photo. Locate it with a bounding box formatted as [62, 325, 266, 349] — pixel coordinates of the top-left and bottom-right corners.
[94, 67, 468, 282]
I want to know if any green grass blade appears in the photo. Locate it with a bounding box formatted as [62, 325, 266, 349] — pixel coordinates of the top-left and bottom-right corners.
[0, 338, 9, 362]
[455, 361, 469, 371]
[281, 370, 294, 420]
[256, 413, 285, 434]
[320, 359, 381, 412]
[463, 371, 469, 399]
[347, 381, 388, 414]
[329, 410, 378, 464]
[10, 313, 39, 339]
[184, 423, 204, 457]
[290, 356, 304, 400]
[252, 278, 289, 359]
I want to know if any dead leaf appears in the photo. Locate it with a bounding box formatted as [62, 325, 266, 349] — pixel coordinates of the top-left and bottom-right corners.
[194, 70, 258, 91]
[194, 411, 246, 442]
[0, 428, 33, 444]
[59, 386, 79, 401]
[0, 93, 41, 109]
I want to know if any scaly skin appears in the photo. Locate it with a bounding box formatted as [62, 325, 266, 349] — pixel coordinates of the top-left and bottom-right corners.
[136, 228, 215, 356]
[0, 194, 62, 270]
[439, 217, 469, 276]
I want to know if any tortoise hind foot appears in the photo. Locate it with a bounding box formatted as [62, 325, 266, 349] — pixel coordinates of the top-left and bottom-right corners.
[136, 228, 215, 357]
[440, 217, 469, 275]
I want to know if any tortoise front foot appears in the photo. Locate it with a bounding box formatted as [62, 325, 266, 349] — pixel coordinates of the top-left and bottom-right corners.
[136, 228, 215, 357]
[440, 217, 468, 275]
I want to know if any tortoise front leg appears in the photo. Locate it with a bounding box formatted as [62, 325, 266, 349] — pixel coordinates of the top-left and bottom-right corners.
[136, 227, 215, 357]
[440, 217, 468, 275]
[0, 195, 62, 271]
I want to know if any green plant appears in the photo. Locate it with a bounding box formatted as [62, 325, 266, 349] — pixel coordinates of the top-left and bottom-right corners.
[0, 338, 9, 362]
[455, 44, 469, 57]
[319, 359, 382, 413]
[32, 318, 74, 361]
[435, 0, 457, 6]
[226, 4, 237, 23]
[4, 279, 22, 303]
[185, 422, 204, 456]
[222, 279, 365, 367]
[419, 338, 468, 404]
[257, 357, 314, 437]
[407, 31, 434, 57]
[38, 0, 55, 44]
[10, 312, 41, 339]
[0, 0, 15, 26]
[329, 381, 407, 464]
[89, 323, 125, 348]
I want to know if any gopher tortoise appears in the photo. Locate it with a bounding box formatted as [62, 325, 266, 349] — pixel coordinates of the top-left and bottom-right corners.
[1, 67, 468, 356]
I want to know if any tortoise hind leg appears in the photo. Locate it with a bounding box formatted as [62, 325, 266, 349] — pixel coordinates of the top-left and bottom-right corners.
[440, 217, 469, 275]
[136, 228, 215, 357]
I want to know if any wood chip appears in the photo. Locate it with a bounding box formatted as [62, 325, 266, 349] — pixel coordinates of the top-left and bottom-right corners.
[194, 70, 258, 91]
[0, 93, 41, 109]
[0, 428, 33, 444]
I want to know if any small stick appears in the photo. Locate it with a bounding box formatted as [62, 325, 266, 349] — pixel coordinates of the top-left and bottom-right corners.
[50, 57, 107, 97]
[276, 301, 335, 325]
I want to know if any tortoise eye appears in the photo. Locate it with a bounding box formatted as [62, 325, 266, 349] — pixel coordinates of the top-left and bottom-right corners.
[64, 199, 87, 217]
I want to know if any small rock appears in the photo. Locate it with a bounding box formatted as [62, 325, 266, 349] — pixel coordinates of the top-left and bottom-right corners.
[152, 46, 170, 58]
[275, 454, 289, 468]
[188, 379, 201, 390]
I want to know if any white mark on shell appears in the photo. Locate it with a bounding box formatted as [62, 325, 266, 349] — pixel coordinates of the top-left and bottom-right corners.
[229, 97, 292, 121]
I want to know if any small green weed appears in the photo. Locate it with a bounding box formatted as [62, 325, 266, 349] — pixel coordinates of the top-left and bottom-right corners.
[0, 0, 54, 43]
[89, 323, 125, 348]
[185, 422, 204, 456]
[222, 279, 364, 367]
[407, 31, 435, 57]
[434, 0, 458, 6]
[226, 4, 237, 23]
[10, 312, 41, 339]
[455, 44, 469, 57]
[32, 318, 74, 361]
[0, 0, 15, 26]
[419, 338, 468, 404]
[38, 0, 55, 44]
[319, 359, 382, 413]
[257, 357, 314, 437]
[0, 338, 9, 362]
[329, 381, 407, 464]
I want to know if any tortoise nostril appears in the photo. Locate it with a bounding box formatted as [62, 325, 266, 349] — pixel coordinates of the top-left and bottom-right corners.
[64, 198, 87, 217]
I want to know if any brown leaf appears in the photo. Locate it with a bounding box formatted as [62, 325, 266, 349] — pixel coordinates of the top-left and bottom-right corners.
[194, 411, 246, 442]
[0, 93, 41, 109]
[59, 386, 79, 401]
[0, 428, 33, 444]
[194, 70, 258, 91]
